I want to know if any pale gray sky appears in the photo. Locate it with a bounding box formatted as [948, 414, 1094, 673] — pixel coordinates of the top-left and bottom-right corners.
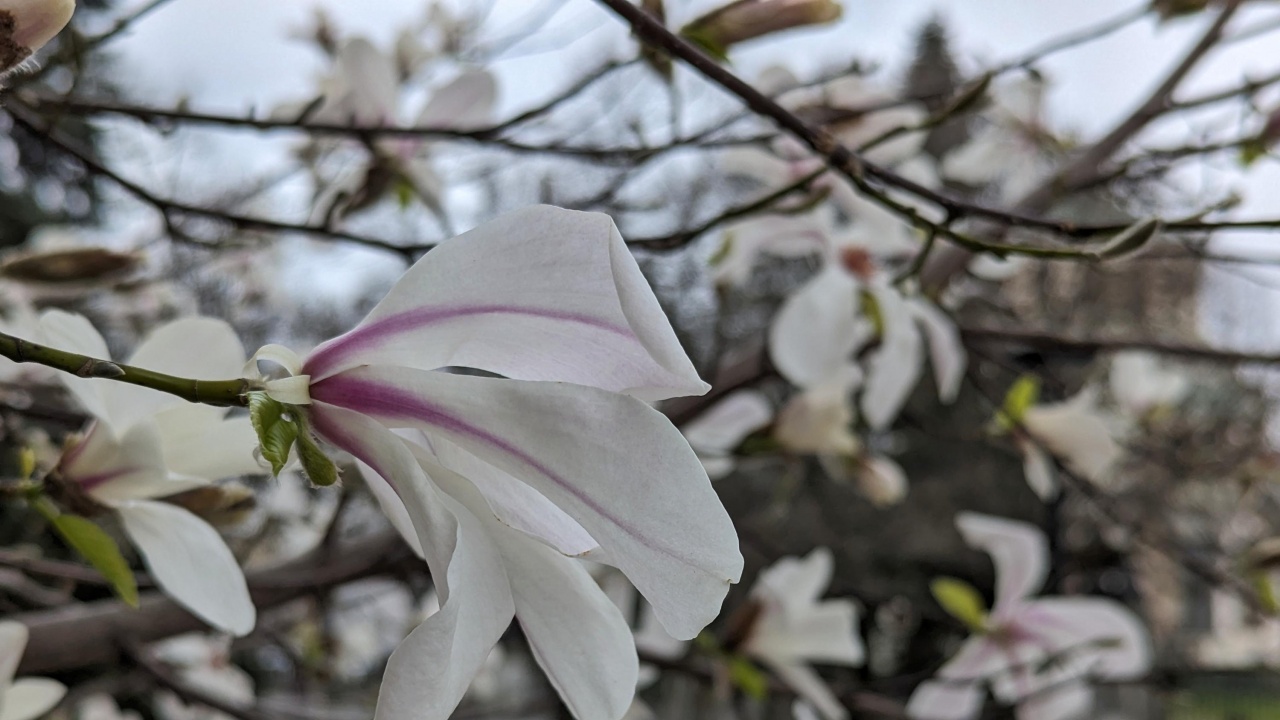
[95, 0, 1280, 354]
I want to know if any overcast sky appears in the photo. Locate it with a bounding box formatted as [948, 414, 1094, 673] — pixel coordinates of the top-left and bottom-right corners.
[94, 0, 1280, 355]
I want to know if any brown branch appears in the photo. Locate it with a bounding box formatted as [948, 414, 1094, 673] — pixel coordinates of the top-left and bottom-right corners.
[960, 325, 1280, 365]
[920, 0, 1244, 290]
[124, 640, 277, 720]
[16, 532, 409, 675]
[5, 103, 422, 260]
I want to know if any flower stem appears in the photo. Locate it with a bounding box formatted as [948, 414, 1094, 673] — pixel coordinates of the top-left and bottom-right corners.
[0, 330, 250, 407]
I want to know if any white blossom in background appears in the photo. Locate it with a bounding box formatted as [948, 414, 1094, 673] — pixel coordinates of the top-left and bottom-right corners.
[152, 634, 255, 720]
[76, 693, 142, 720]
[38, 312, 262, 636]
[767, 233, 966, 432]
[0, 0, 74, 73]
[245, 205, 743, 720]
[326, 579, 417, 681]
[273, 35, 495, 224]
[0, 621, 66, 720]
[738, 549, 863, 720]
[906, 513, 1151, 720]
[1018, 388, 1122, 499]
[242, 472, 338, 568]
[941, 72, 1055, 202]
[681, 389, 773, 479]
[1108, 351, 1189, 419]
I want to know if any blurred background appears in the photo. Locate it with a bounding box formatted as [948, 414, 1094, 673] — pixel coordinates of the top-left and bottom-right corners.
[5, 1, 1280, 718]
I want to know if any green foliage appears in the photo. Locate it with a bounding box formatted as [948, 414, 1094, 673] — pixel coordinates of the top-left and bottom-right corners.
[931, 576, 988, 632]
[992, 374, 1041, 433]
[249, 392, 298, 476]
[50, 510, 138, 607]
[727, 656, 770, 701]
[296, 431, 339, 487]
[678, 26, 730, 62]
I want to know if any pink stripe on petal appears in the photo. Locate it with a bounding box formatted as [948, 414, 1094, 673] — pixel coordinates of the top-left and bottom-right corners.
[310, 374, 659, 552]
[76, 467, 136, 492]
[303, 304, 635, 378]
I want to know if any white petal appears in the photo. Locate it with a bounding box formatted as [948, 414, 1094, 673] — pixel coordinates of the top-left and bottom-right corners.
[37, 310, 113, 427]
[749, 600, 864, 667]
[116, 500, 256, 636]
[64, 422, 186, 504]
[937, 637, 1007, 681]
[417, 69, 497, 129]
[1109, 352, 1188, 417]
[9, 0, 74, 55]
[770, 267, 863, 389]
[682, 390, 773, 456]
[942, 129, 1006, 187]
[714, 213, 828, 287]
[244, 344, 304, 379]
[317, 38, 399, 125]
[304, 206, 708, 401]
[153, 407, 262, 481]
[1014, 680, 1092, 720]
[374, 499, 513, 720]
[955, 513, 1048, 611]
[311, 367, 743, 640]
[765, 661, 847, 720]
[857, 455, 908, 507]
[1022, 391, 1121, 483]
[109, 317, 246, 434]
[908, 299, 966, 403]
[775, 370, 861, 456]
[834, 104, 929, 166]
[1018, 439, 1058, 501]
[860, 284, 924, 430]
[354, 459, 426, 558]
[905, 679, 985, 720]
[754, 548, 835, 612]
[307, 404, 516, 720]
[0, 621, 27, 686]
[264, 376, 313, 406]
[748, 550, 863, 667]
[497, 529, 637, 719]
[430, 437, 598, 557]
[793, 700, 821, 720]
[128, 317, 246, 380]
[1015, 598, 1152, 679]
[0, 679, 66, 720]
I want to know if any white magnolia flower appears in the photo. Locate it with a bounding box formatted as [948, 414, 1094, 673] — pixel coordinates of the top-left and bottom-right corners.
[775, 369, 862, 456]
[906, 513, 1151, 720]
[769, 259, 966, 431]
[739, 549, 863, 720]
[246, 205, 743, 720]
[152, 634, 255, 720]
[39, 312, 262, 635]
[713, 145, 938, 288]
[0, 622, 65, 720]
[1108, 351, 1188, 418]
[682, 389, 773, 479]
[76, 693, 141, 720]
[0, 0, 74, 73]
[941, 73, 1053, 202]
[277, 37, 496, 222]
[1018, 389, 1122, 498]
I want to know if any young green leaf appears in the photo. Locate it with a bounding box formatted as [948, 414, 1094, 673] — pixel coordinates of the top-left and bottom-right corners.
[931, 576, 988, 633]
[249, 392, 298, 476]
[296, 432, 339, 487]
[992, 374, 1042, 433]
[727, 656, 770, 701]
[51, 513, 139, 607]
